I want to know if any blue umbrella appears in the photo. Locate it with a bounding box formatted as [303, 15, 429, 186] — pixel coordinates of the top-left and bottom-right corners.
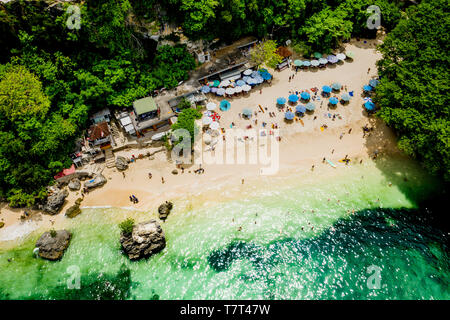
[242, 108, 252, 117]
[277, 97, 287, 105]
[322, 85, 332, 93]
[341, 93, 350, 101]
[369, 79, 380, 88]
[300, 92, 310, 100]
[296, 105, 306, 113]
[327, 55, 338, 64]
[261, 72, 272, 81]
[364, 101, 376, 111]
[302, 60, 311, 67]
[305, 102, 315, 111]
[363, 85, 373, 92]
[331, 83, 342, 90]
[220, 100, 231, 111]
[236, 80, 246, 86]
[285, 111, 295, 120]
[329, 97, 339, 105]
[289, 94, 299, 103]
[246, 77, 256, 85]
[251, 71, 260, 78]
[201, 85, 211, 93]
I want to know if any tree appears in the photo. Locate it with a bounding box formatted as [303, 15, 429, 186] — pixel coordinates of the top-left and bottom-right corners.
[375, 0, 450, 181]
[249, 40, 282, 68]
[171, 107, 202, 147]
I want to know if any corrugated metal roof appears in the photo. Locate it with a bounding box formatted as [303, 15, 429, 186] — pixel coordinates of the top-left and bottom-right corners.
[133, 97, 158, 115]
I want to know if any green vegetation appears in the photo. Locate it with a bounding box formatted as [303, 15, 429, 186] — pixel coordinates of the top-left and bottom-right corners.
[49, 229, 57, 238]
[249, 40, 282, 69]
[119, 218, 135, 234]
[375, 0, 450, 182]
[171, 107, 202, 147]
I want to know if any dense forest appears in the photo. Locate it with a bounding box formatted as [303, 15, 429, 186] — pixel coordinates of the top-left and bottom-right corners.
[0, 0, 447, 207]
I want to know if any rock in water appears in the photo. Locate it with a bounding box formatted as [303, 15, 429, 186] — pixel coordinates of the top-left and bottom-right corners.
[68, 178, 81, 191]
[158, 201, 173, 221]
[115, 156, 129, 170]
[35, 230, 71, 261]
[65, 204, 81, 218]
[43, 189, 69, 215]
[120, 220, 166, 260]
[84, 174, 107, 190]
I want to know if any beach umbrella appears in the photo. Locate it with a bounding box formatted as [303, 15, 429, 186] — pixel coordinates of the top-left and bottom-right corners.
[329, 97, 339, 105]
[300, 91, 310, 100]
[341, 93, 350, 101]
[322, 85, 332, 93]
[243, 76, 250, 82]
[364, 101, 376, 111]
[327, 55, 338, 64]
[261, 72, 272, 81]
[251, 71, 260, 78]
[254, 76, 264, 84]
[220, 100, 231, 111]
[336, 53, 346, 61]
[331, 82, 342, 90]
[242, 108, 252, 117]
[277, 97, 287, 105]
[294, 60, 303, 67]
[259, 68, 268, 74]
[363, 85, 373, 92]
[285, 111, 295, 120]
[246, 77, 256, 85]
[302, 60, 311, 67]
[201, 85, 211, 93]
[242, 84, 252, 92]
[202, 116, 212, 125]
[311, 60, 320, 67]
[305, 102, 315, 111]
[314, 52, 322, 59]
[289, 94, 299, 103]
[211, 87, 218, 93]
[296, 105, 306, 113]
[225, 87, 235, 95]
[363, 97, 373, 103]
[234, 86, 243, 93]
[219, 79, 231, 87]
[206, 102, 217, 110]
[216, 88, 226, 96]
[243, 69, 253, 76]
[236, 80, 246, 86]
[346, 51, 355, 59]
[369, 79, 380, 88]
[319, 58, 328, 65]
[212, 80, 220, 87]
[209, 121, 220, 130]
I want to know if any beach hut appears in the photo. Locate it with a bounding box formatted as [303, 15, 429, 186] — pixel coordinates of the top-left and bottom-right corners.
[364, 101, 376, 111]
[289, 94, 299, 103]
[300, 92, 310, 100]
[363, 85, 373, 92]
[277, 97, 287, 105]
[201, 85, 211, 93]
[294, 60, 303, 67]
[296, 105, 306, 114]
[243, 69, 253, 76]
[341, 93, 351, 102]
[329, 97, 339, 105]
[369, 79, 380, 88]
[206, 102, 217, 111]
[322, 85, 332, 94]
[220, 100, 231, 111]
[242, 108, 252, 118]
[285, 111, 295, 120]
[331, 83, 342, 91]
[302, 60, 311, 67]
[305, 102, 316, 111]
[336, 53, 346, 61]
[314, 52, 322, 59]
[311, 60, 320, 67]
[216, 88, 226, 96]
[319, 58, 328, 65]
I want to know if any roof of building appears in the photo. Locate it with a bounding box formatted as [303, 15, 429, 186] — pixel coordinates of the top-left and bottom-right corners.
[133, 97, 158, 115]
[88, 121, 110, 141]
[276, 46, 293, 58]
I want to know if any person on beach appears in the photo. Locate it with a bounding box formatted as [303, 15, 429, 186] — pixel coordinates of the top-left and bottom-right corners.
[148, 173, 152, 179]
[161, 177, 165, 184]
[129, 195, 133, 202]
[311, 165, 315, 171]
[242, 178, 244, 184]
[322, 157, 326, 163]
[348, 128, 352, 134]
[122, 172, 125, 178]
[340, 133, 344, 139]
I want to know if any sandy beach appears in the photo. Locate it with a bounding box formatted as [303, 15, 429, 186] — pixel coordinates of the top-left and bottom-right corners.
[0, 38, 401, 241]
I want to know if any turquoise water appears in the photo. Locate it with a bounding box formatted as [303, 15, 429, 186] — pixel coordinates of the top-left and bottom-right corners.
[0, 158, 448, 300]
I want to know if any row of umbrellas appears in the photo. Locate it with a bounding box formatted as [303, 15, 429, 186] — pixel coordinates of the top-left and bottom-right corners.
[363, 79, 380, 92]
[206, 100, 231, 112]
[293, 52, 354, 68]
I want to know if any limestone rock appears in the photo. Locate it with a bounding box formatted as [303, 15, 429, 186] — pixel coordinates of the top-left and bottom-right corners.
[115, 156, 129, 170]
[158, 201, 173, 221]
[84, 174, 107, 190]
[120, 220, 166, 260]
[68, 178, 81, 191]
[65, 204, 81, 218]
[35, 230, 71, 261]
[171, 169, 178, 175]
[43, 189, 69, 215]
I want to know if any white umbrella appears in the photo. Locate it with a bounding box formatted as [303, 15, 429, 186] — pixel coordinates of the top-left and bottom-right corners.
[203, 134, 212, 144]
[243, 69, 253, 76]
[209, 121, 220, 130]
[219, 80, 231, 87]
[234, 86, 243, 93]
[242, 84, 251, 92]
[319, 58, 328, 65]
[311, 60, 319, 67]
[225, 87, 235, 95]
[206, 102, 217, 110]
[202, 116, 212, 125]
[336, 53, 346, 60]
[216, 88, 225, 96]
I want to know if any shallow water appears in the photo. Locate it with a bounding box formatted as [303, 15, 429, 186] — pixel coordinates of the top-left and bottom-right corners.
[0, 158, 448, 300]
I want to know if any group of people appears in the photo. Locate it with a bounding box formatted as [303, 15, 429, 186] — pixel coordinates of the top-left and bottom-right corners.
[129, 194, 139, 204]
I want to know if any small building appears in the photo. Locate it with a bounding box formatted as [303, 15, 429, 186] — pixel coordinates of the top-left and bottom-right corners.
[275, 46, 293, 71]
[117, 111, 136, 135]
[87, 121, 112, 147]
[90, 108, 111, 124]
[195, 50, 211, 63]
[133, 97, 160, 121]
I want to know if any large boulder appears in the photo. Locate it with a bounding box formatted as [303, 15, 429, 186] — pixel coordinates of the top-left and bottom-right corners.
[120, 220, 166, 260]
[65, 203, 81, 218]
[115, 156, 129, 170]
[68, 178, 81, 191]
[43, 189, 69, 215]
[158, 201, 173, 221]
[35, 230, 71, 261]
[84, 174, 107, 190]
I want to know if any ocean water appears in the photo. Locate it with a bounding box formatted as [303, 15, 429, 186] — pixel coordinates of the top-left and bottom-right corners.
[0, 158, 448, 300]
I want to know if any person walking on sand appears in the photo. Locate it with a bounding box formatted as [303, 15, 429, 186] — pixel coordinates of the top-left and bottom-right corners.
[129, 195, 133, 202]
[122, 172, 125, 178]
[311, 165, 315, 171]
[242, 178, 244, 184]
[348, 128, 352, 134]
[161, 177, 165, 184]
